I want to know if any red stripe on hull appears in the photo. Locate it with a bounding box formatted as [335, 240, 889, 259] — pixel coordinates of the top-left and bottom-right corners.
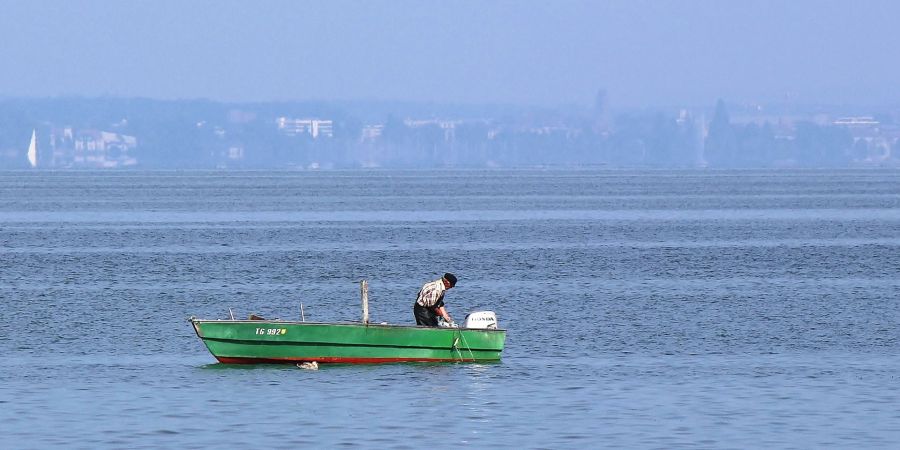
[215, 356, 474, 365]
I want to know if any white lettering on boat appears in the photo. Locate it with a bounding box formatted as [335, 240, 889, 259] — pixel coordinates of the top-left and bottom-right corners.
[255, 328, 288, 336]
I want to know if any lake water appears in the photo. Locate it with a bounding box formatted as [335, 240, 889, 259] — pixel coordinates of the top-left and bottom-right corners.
[1, 169, 899, 449]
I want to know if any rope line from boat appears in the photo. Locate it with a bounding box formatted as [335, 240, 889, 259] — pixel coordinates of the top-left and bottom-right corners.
[451, 329, 476, 362]
[459, 330, 476, 361]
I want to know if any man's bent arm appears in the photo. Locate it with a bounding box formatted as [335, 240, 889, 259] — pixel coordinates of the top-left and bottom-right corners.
[435, 306, 452, 323]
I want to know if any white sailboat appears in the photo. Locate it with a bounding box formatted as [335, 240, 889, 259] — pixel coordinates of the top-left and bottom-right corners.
[27, 129, 37, 168]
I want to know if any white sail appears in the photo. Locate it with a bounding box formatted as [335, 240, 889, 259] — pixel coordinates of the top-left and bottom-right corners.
[27, 129, 37, 167]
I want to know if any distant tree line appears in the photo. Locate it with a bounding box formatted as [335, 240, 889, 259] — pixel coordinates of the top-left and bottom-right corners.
[0, 97, 895, 169]
[705, 99, 858, 167]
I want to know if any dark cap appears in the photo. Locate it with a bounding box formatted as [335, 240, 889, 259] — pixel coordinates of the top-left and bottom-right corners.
[443, 272, 457, 287]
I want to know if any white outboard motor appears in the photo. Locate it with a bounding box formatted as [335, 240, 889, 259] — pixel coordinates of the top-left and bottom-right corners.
[463, 311, 498, 329]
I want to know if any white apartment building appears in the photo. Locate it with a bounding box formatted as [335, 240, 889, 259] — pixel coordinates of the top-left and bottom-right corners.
[277, 117, 334, 138]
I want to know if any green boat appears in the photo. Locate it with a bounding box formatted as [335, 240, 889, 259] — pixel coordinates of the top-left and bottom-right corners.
[189, 317, 507, 364]
[191, 280, 506, 364]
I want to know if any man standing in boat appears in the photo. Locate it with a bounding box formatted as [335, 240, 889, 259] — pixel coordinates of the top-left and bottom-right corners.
[413, 273, 457, 326]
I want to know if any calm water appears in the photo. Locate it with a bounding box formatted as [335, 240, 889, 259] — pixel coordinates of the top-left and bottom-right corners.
[1, 169, 899, 449]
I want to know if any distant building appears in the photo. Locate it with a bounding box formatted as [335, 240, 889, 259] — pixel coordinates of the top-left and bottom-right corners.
[48, 127, 137, 168]
[227, 146, 244, 160]
[212, 145, 245, 168]
[276, 117, 333, 138]
[361, 124, 384, 142]
[404, 119, 461, 142]
[832, 117, 893, 163]
[71, 130, 138, 168]
[47, 127, 74, 167]
[833, 116, 879, 127]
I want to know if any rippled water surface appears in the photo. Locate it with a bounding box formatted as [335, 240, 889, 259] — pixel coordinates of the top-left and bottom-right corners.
[1, 169, 899, 448]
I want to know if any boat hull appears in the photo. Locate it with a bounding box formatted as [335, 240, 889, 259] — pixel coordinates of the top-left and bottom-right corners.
[190, 319, 506, 364]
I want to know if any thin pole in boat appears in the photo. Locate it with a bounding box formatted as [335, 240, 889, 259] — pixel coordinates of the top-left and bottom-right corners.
[229, 308, 235, 320]
[360, 280, 369, 324]
[300, 303, 306, 322]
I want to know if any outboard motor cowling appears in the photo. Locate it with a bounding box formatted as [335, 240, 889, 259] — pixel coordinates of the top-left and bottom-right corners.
[463, 311, 498, 329]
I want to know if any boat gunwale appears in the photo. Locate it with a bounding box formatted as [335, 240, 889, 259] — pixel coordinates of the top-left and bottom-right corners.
[189, 317, 507, 333]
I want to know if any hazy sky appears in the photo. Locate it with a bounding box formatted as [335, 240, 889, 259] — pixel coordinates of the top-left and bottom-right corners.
[1, 0, 898, 107]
